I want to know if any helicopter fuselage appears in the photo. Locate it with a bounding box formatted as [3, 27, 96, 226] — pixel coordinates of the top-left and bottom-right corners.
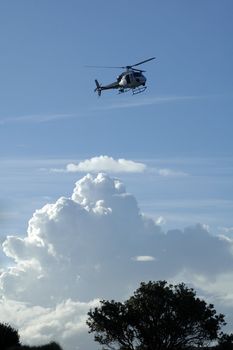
[118, 71, 146, 89]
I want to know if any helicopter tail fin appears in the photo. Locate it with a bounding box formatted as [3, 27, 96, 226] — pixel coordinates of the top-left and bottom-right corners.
[94, 79, 102, 96]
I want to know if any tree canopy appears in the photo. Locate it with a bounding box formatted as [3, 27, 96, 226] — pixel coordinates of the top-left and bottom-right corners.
[0, 322, 62, 350]
[8, 342, 62, 350]
[87, 280, 226, 350]
[0, 323, 20, 350]
[217, 333, 233, 350]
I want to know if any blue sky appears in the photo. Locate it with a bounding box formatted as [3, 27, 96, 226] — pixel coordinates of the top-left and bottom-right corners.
[0, 0, 232, 158]
[0, 0, 232, 234]
[0, 1, 233, 349]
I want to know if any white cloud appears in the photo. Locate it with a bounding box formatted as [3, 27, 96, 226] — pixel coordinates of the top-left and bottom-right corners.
[1, 173, 233, 349]
[219, 226, 233, 235]
[133, 255, 156, 262]
[171, 270, 233, 309]
[157, 168, 188, 177]
[50, 156, 190, 177]
[52, 155, 147, 173]
[0, 297, 99, 349]
[155, 216, 166, 225]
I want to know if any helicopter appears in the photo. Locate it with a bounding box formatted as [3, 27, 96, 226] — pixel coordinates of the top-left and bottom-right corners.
[88, 57, 155, 96]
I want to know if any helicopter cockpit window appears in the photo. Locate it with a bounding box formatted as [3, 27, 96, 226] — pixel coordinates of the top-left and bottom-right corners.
[117, 73, 124, 82]
[126, 74, 131, 84]
[133, 72, 141, 77]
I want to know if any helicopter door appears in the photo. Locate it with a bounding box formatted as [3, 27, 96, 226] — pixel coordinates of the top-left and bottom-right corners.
[125, 74, 131, 85]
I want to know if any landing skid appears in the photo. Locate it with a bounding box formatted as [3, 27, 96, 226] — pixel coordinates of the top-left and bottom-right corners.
[132, 86, 147, 95]
[118, 86, 147, 95]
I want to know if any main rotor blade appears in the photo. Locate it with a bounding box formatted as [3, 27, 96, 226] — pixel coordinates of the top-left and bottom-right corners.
[85, 57, 155, 70]
[132, 68, 146, 72]
[85, 65, 123, 69]
[130, 57, 156, 68]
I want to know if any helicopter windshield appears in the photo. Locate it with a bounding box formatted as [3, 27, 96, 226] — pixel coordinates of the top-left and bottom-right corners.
[133, 72, 142, 77]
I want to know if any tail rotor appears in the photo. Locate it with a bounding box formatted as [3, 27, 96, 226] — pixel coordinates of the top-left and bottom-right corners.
[94, 79, 102, 97]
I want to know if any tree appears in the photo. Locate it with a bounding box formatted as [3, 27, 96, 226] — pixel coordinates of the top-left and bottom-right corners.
[217, 333, 233, 350]
[0, 322, 20, 350]
[7, 342, 63, 350]
[87, 281, 225, 350]
[0, 323, 63, 350]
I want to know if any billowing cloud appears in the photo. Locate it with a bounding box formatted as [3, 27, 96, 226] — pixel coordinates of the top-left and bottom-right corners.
[0, 298, 99, 349]
[52, 155, 146, 173]
[1, 173, 233, 349]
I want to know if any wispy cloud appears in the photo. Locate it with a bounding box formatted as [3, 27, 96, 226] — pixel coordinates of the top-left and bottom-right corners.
[156, 168, 188, 177]
[218, 226, 233, 235]
[94, 95, 202, 110]
[0, 113, 75, 124]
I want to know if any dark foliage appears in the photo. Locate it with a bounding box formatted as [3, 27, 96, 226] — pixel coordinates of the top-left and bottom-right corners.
[7, 341, 63, 350]
[0, 322, 20, 350]
[87, 280, 226, 350]
[217, 333, 233, 350]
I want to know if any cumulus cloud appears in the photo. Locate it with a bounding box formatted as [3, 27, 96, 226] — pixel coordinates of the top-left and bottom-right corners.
[52, 155, 146, 173]
[0, 298, 99, 349]
[1, 173, 233, 349]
